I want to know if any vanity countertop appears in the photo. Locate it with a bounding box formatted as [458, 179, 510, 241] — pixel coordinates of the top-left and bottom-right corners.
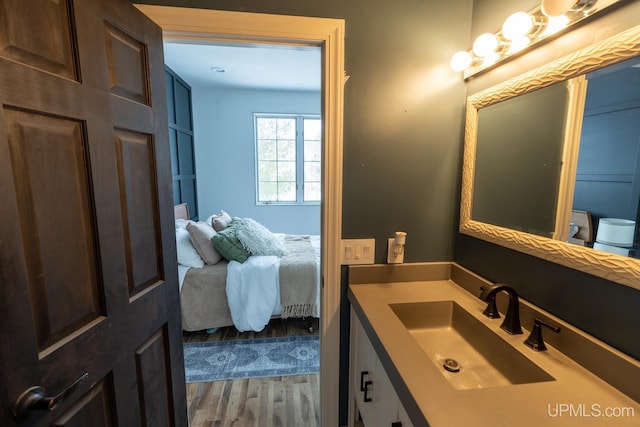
[349, 279, 640, 427]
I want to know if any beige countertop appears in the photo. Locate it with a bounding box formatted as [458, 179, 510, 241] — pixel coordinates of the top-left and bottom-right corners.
[349, 279, 640, 427]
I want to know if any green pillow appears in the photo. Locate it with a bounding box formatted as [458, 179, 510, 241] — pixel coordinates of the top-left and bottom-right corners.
[210, 219, 250, 263]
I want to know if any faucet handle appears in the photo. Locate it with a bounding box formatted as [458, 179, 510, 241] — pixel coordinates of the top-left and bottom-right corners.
[482, 296, 501, 319]
[524, 318, 561, 351]
[479, 286, 500, 319]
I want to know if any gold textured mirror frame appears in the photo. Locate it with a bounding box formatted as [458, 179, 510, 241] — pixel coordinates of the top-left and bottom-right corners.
[460, 24, 640, 290]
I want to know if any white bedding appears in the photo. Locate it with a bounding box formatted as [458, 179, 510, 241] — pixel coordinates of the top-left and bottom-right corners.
[177, 234, 320, 330]
[226, 255, 280, 331]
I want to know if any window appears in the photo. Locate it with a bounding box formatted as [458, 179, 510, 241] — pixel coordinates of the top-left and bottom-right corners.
[255, 114, 321, 204]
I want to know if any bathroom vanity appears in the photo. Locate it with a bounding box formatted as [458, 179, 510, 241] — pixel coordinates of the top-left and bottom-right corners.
[347, 263, 640, 427]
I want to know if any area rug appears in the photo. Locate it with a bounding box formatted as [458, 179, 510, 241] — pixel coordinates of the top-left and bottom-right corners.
[184, 336, 319, 383]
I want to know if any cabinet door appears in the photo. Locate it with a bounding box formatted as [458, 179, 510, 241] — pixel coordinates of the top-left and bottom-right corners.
[372, 358, 401, 427]
[351, 310, 410, 427]
[397, 400, 415, 427]
[352, 310, 377, 426]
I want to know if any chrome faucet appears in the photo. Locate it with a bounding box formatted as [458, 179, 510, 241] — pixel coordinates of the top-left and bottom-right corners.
[479, 283, 523, 335]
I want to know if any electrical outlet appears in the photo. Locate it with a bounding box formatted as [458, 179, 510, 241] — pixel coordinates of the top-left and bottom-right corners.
[387, 238, 405, 264]
[340, 239, 375, 265]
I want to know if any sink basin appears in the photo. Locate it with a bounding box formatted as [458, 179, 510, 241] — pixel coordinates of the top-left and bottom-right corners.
[390, 300, 555, 390]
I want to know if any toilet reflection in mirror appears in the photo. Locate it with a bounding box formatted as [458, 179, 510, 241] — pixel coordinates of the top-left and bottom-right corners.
[569, 56, 640, 258]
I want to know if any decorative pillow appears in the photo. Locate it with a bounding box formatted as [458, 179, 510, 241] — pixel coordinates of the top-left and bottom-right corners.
[187, 222, 222, 265]
[237, 218, 288, 257]
[211, 210, 233, 232]
[210, 219, 250, 263]
[175, 227, 204, 268]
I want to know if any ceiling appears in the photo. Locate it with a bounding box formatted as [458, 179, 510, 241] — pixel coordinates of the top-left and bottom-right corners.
[163, 42, 321, 92]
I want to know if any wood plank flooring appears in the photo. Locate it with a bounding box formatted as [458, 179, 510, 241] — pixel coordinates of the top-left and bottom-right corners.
[183, 318, 320, 427]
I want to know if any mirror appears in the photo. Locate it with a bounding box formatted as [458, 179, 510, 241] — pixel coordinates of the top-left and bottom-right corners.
[460, 24, 640, 290]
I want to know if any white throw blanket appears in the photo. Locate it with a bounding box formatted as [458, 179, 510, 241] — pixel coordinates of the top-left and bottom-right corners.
[226, 256, 280, 332]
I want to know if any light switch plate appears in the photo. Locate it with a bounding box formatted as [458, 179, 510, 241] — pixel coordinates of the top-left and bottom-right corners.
[340, 238, 375, 265]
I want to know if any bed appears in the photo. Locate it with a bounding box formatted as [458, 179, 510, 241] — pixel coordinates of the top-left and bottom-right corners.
[174, 204, 320, 332]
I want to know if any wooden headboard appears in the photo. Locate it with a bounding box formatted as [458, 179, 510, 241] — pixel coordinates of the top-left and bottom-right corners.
[174, 203, 189, 220]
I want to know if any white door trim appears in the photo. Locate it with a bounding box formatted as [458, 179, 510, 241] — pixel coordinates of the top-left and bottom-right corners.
[134, 5, 345, 427]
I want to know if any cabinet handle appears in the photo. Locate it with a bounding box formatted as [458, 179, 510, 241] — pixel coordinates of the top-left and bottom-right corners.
[360, 371, 369, 391]
[391, 423, 403, 427]
[363, 380, 373, 402]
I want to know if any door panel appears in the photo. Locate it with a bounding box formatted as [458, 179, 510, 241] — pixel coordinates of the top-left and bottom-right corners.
[114, 128, 162, 297]
[0, 0, 77, 79]
[52, 378, 116, 427]
[104, 22, 150, 105]
[135, 328, 174, 427]
[0, 0, 187, 425]
[4, 108, 102, 351]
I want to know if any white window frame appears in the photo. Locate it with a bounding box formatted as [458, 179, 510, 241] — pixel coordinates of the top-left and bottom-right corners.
[254, 113, 321, 205]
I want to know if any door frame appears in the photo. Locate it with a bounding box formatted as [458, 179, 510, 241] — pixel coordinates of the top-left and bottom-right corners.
[134, 5, 345, 427]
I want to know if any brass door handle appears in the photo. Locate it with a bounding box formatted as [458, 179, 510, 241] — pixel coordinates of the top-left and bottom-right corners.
[13, 373, 88, 420]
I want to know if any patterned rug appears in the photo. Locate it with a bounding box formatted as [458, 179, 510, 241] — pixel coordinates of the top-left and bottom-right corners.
[184, 336, 319, 383]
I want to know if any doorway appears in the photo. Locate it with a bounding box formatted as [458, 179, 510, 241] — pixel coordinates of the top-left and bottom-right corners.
[134, 5, 345, 427]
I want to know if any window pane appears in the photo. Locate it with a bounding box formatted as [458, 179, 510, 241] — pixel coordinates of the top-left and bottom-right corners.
[278, 161, 296, 181]
[258, 139, 277, 160]
[258, 118, 277, 139]
[258, 160, 277, 181]
[278, 139, 296, 161]
[304, 182, 321, 201]
[304, 140, 321, 161]
[259, 182, 278, 201]
[277, 118, 296, 139]
[304, 161, 321, 181]
[304, 118, 321, 140]
[278, 182, 296, 201]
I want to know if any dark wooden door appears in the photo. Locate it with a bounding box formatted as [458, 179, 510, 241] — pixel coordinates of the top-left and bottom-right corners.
[0, 1, 187, 425]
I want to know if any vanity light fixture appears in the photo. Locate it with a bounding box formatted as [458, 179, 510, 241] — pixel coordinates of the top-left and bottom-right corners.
[451, 0, 620, 78]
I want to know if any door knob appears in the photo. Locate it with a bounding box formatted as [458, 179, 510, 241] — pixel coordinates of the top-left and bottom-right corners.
[12, 373, 88, 420]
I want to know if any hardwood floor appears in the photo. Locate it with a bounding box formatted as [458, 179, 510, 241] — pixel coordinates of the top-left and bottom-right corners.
[183, 318, 320, 427]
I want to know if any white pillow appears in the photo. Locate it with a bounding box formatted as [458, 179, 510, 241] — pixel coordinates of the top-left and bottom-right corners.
[175, 218, 193, 230]
[176, 227, 204, 268]
[237, 218, 288, 257]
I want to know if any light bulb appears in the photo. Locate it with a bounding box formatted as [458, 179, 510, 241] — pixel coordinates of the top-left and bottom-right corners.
[502, 12, 534, 41]
[450, 50, 473, 71]
[472, 33, 499, 57]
